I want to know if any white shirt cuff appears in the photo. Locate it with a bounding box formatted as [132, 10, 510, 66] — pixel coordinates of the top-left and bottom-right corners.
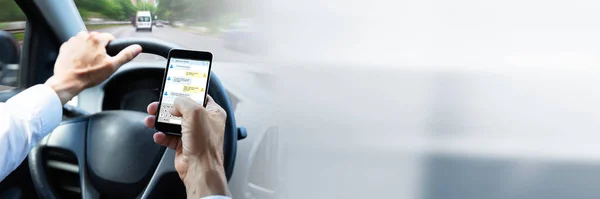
[6, 84, 62, 138]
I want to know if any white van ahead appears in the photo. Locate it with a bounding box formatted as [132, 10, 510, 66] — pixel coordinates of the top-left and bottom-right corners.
[136, 11, 152, 31]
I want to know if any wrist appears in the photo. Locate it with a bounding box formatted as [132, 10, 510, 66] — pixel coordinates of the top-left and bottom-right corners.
[45, 76, 83, 105]
[184, 155, 230, 198]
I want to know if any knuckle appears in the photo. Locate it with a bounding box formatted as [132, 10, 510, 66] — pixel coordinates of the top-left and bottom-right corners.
[95, 53, 104, 59]
[189, 105, 206, 119]
[102, 61, 113, 68]
[219, 109, 227, 119]
[105, 61, 117, 69]
[191, 105, 204, 114]
[208, 104, 227, 118]
[89, 36, 100, 44]
[74, 66, 91, 75]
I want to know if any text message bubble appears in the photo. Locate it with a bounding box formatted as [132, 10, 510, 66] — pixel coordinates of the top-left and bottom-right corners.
[185, 71, 207, 78]
[170, 92, 191, 97]
[183, 86, 203, 94]
[171, 64, 191, 70]
[172, 77, 192, 85]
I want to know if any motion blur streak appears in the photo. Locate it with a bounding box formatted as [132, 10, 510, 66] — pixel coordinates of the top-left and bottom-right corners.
[266, 0, 600, 198]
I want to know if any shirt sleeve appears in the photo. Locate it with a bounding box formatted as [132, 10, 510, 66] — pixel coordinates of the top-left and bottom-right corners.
[0, 84, 62, 181]
[200, 196, 232, 199]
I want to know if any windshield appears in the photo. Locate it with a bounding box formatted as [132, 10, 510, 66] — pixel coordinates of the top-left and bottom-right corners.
[71, 0, 259, 63]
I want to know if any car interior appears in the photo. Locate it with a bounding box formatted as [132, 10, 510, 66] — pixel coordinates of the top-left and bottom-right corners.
[8, 0, 600, 199]
[0, 1, 281, 199]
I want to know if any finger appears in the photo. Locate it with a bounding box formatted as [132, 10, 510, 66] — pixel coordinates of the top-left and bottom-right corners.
[153, 132, 179, 150]
[147, 101, 159, 115]
[205, 95, 221, 112]
[144, 115, 156, 128]
[110, 44, 142, 69]
[92, 32, 116, 47]
[170, 96, 204, 118]
[206, 95, 216, 105]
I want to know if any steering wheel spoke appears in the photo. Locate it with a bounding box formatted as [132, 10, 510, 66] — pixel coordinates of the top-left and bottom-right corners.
[30, 120, 101, 198]
[45, 120, 87, 157]
[139, 148, 178, 198]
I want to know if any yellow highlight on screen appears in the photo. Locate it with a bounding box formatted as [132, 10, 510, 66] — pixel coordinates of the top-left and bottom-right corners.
[185, 72, 201, 78]
[185, 71, 208, 78]
[183, 86, 201, 94]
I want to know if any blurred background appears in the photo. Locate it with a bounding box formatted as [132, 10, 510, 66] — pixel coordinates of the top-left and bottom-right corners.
[5, 0, 600, 199]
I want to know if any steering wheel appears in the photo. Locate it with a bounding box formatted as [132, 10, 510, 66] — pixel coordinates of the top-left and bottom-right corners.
[28, 38, 238, 198]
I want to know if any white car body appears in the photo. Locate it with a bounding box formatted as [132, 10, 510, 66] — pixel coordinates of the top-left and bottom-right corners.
[135, 11, 152, 31]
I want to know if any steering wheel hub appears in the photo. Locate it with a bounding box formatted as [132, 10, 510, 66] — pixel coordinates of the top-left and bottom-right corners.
[86, 111, 165, 196]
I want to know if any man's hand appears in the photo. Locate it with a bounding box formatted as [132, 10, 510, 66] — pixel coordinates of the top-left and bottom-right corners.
[144, 96, 230, 198]
[45, 31, 142, 105]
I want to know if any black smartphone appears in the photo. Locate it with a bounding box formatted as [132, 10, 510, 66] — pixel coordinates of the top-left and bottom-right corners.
[154, 49, 213, 135]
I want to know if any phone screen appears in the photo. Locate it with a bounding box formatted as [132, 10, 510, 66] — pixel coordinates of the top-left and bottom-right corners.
[157, 57, 211, 125]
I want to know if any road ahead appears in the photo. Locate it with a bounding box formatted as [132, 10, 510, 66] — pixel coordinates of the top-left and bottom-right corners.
[99, 25, 258, 63]
[95, 25, 275, 102]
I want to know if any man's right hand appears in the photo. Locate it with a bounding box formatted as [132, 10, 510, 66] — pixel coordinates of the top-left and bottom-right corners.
[144, 96, 230, 198]
[45, 31, 142, 105]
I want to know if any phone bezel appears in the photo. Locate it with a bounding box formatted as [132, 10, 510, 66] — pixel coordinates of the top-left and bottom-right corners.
[154, 49, 213, 135]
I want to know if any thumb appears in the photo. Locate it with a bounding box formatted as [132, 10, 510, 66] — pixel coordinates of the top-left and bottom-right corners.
[171, 96, 205, 118]
[111, 44, 142, 69]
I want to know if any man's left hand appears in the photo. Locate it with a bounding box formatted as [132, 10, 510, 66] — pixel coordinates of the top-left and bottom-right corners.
[45, 31, 142, 105]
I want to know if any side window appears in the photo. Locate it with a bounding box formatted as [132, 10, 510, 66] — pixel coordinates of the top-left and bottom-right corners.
[0, 1, 25, 90]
